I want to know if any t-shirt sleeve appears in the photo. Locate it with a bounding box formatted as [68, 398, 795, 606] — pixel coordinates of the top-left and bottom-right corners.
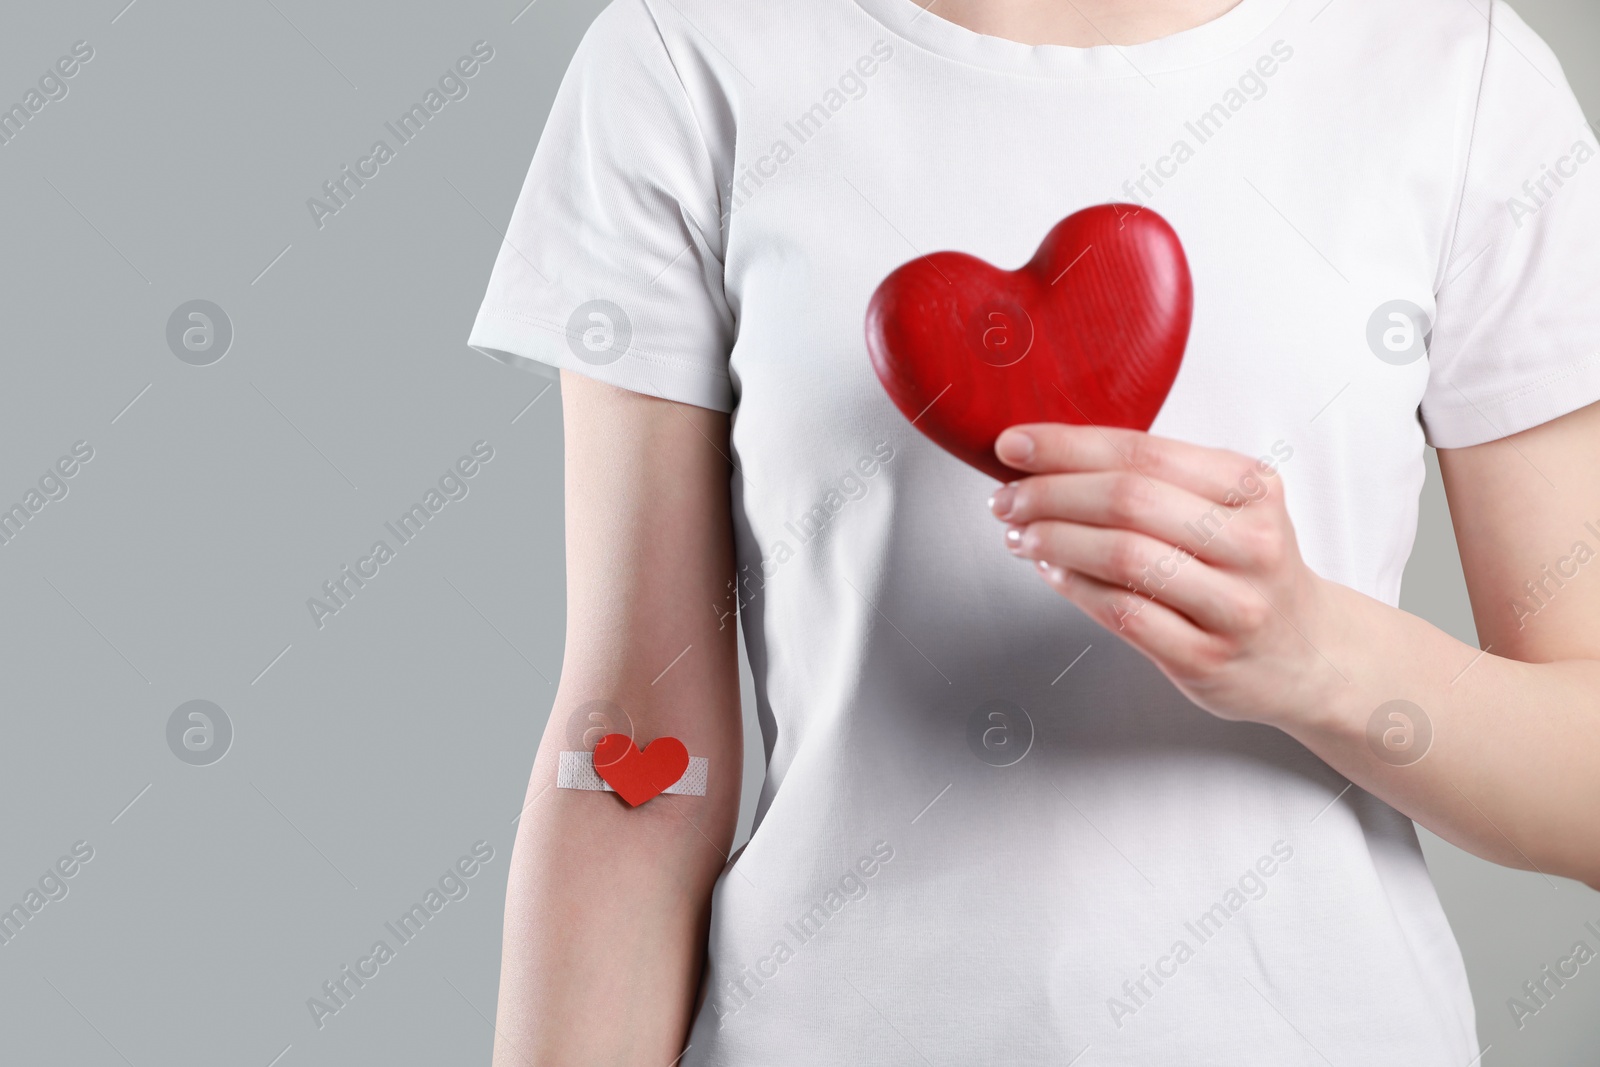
[1421, 2, 1600, 449]
[467, 0, 735, 412]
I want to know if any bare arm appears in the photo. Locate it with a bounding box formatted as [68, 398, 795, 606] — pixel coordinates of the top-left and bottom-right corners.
[1264, 401, 1600, 883]
[990, 400, 1600, 887]
[492, 371, 742, 1066]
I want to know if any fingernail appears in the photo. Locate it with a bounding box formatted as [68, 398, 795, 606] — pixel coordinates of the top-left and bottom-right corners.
[1005, 526, 1025, 553]
[996, 430, 1035, 465]
[1039, 561, 1067, 583]
[990, 485, 1016, 519]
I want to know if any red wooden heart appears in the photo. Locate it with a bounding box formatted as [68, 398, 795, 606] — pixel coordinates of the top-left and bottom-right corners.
[592, 733, 690, 807]
[865, 204, 1192, 483]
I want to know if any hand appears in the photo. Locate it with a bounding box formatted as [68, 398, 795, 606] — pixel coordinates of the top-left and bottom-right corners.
[988, 423, 1340, 727]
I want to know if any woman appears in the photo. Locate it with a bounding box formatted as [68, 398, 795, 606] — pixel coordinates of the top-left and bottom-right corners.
[467, 0, 1600, 1061]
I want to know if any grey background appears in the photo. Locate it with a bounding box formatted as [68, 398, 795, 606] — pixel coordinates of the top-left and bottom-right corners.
[0, 0, 1596, 1063]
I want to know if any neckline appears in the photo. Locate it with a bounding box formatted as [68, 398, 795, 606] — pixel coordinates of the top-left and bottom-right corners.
[852, 0, 1297, 80]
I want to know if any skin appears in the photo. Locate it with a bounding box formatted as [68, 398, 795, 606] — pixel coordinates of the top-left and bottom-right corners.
[932, 0, 1247, 47]
[493, 3, 1600, 1064]
[492, 373, 742, 1066]
[991, 405, 1600, 889]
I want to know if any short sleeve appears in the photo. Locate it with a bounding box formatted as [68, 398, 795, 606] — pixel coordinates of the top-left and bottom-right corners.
[1421, 2, 1600, 449]
[467, 0, 735, 412]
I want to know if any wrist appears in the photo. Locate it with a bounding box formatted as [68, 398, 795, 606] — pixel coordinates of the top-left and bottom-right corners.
[1255, 573, 1367, 737]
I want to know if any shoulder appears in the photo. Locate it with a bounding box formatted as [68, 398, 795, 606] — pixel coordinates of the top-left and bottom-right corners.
[582, 0, 801, 65]
[583, 0, 865, 91]
[1324, 0, 1562, 75]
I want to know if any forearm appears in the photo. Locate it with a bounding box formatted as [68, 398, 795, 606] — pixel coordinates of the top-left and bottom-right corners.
[491, 640, 742, 1066]
[1283, 577, 1600, 887]
[990, 419, 1600, 888]
[493, 717, 738, 1067]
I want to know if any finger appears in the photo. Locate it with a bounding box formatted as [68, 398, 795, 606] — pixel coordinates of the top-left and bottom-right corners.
[1034, 559, 1222, 670]
[992, 471, 1261, 569]
[995, 423, 1275, 506]
[1012, 520, 1265, 635]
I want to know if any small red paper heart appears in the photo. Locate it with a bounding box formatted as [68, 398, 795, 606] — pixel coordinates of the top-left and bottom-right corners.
[592, 733, 690, 807]
[866, 204, 1193, 483]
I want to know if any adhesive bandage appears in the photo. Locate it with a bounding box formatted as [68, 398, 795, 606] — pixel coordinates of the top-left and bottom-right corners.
[557, 750, 709, 797]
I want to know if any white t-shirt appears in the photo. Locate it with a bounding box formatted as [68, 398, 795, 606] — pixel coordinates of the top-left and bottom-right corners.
[469, 0, 1600, 1060]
